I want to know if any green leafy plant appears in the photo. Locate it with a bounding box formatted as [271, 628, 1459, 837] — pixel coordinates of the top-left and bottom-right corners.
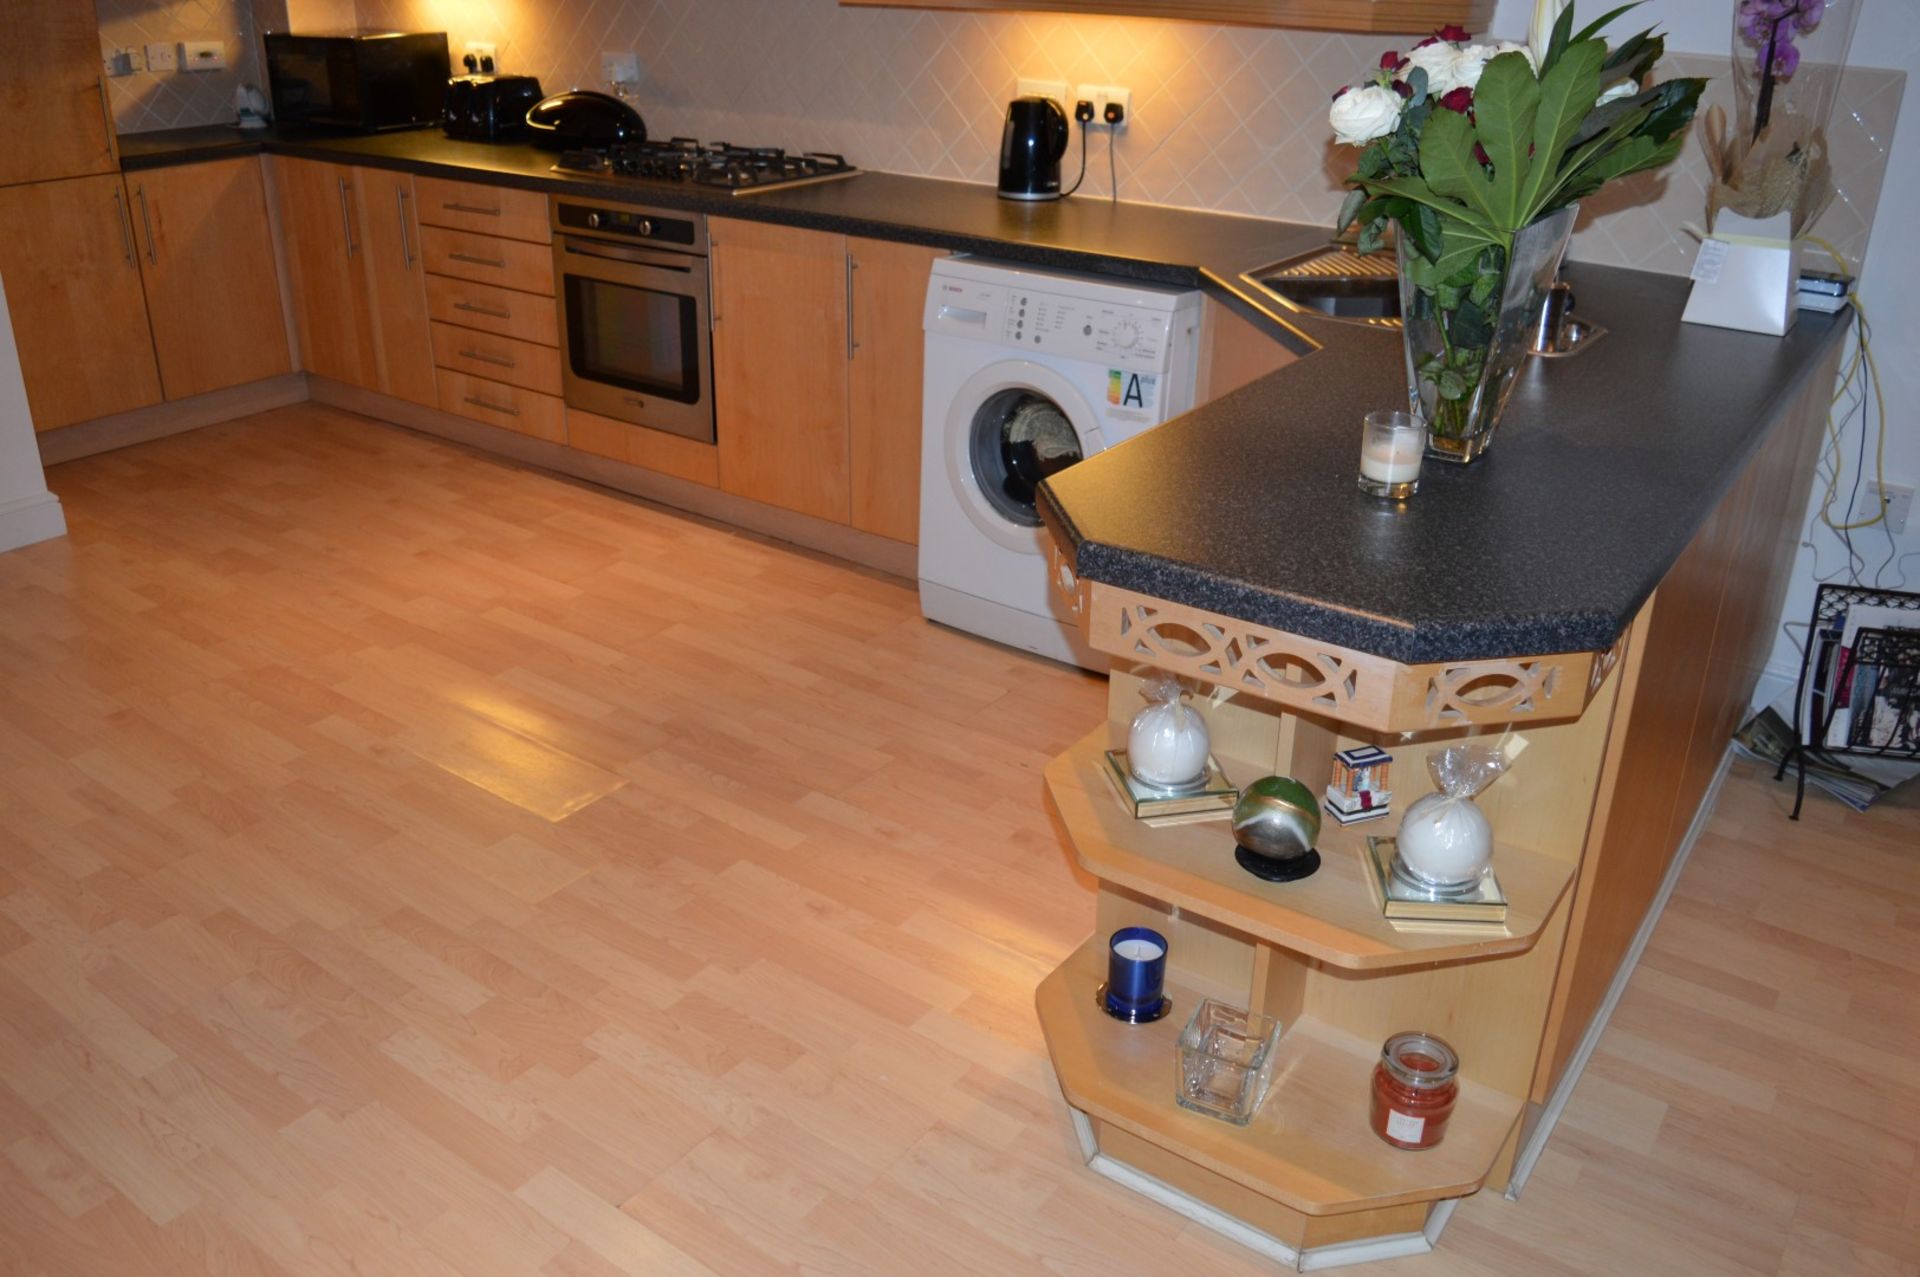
[1330, 4, 1707, 444]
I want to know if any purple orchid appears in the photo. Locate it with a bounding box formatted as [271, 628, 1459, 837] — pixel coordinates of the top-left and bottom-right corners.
[1737, 0, 1826, 135]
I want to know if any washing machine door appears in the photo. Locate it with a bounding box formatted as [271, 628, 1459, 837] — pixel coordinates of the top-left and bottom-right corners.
[945, 360, 1105, 555]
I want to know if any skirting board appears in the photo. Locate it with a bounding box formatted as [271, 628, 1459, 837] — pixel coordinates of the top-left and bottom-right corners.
[0, 490, 66, 553]
[1066, 1109, 1459, 1272]
[1504, 743, 1736, 1200]
[35, 373, 308, 466]
[309, 378, 918, 581]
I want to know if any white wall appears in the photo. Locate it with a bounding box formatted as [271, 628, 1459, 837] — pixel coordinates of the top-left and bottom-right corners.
[0, 277, 66, 553]
[1496, 0, 1920, 707]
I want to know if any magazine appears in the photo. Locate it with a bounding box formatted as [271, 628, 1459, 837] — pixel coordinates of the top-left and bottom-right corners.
[1734, 703, 1920, 813]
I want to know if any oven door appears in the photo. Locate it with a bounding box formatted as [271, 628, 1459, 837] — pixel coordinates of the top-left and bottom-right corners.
[554, 235, 714, 443]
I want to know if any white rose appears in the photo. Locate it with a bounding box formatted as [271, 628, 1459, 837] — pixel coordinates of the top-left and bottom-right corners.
[1329, 84, 1404, 146]
[1406, 42, 1464, 95]
[1596, 78, 1640, 106]
[1448, 43, 1537, 93]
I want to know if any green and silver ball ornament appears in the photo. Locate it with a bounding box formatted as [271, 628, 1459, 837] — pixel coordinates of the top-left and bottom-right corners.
[1231, 776, 1323, 882]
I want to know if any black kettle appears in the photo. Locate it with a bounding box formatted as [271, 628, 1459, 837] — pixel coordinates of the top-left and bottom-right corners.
[998, 96, 1069, 201]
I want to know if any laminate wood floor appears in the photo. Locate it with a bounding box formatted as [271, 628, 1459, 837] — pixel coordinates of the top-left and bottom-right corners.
[1, 405, 1914, 1276]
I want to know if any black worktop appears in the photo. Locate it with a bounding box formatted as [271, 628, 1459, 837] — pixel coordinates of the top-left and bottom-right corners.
[119, 124, 1851, 665]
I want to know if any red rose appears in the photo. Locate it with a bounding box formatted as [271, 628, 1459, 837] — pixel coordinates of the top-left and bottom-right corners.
[1379, 50, 1403, 70]
[1393, 79, 1413, 99]
[1474, 142, 1492, 167]
[1437, 24, 1471, 42]
[1439, 87, 1474, 113]
[1413, 35, 1440, 49]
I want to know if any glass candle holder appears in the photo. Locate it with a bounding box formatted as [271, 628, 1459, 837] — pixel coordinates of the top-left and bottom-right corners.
[1369, 1031, 1460, 1150]
[1358, 411, 1426, 499]
[1174, 998, 1283, 1125]
[1101, 926, 1170, 1023]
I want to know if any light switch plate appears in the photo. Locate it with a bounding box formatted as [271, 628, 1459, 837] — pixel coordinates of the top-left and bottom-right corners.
[1017, 78, 1069, 111]
[144, 42, 179, 73]
[103, 47, 139, 77]
[181, 40, 226, 72]
[601, 51, 641, 87]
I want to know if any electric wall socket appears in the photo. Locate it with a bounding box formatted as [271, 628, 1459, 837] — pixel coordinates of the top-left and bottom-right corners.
[463, 42, 497, 70]
[1017, 78, 1069, 111]
[1076, 83, 1132, 126]
[144, 42, 178, 73]
[181, 41, 226, 72]
[1872, 481, 1914, 536]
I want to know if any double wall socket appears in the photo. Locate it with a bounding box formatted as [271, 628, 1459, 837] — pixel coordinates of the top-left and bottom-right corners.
[1872, 481, 1914, 536]
[1076, 84, 1132, 127]
[463, 42, 497, 70]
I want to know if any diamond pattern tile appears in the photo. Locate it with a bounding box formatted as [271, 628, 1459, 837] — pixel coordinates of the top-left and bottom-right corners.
[100, 0, 1900, 278]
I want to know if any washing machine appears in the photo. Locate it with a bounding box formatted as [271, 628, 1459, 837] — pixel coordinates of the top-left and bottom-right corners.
[919, 256, 1203, 668]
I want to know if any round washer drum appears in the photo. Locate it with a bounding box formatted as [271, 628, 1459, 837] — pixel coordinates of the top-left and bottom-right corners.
[944, 360, 1105, 555]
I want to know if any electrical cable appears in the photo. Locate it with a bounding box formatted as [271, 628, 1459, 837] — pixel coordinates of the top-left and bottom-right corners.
[1061, 121, 1089, 199]
[1806, 235, 1888, 539]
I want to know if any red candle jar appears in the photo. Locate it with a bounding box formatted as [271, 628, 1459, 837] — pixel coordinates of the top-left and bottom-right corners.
[1369, 1031, 1459, 1150]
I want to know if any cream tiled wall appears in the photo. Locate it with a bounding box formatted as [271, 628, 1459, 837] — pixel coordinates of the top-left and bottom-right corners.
[105, 0, 1901, 278]
[96, 0, 262, 134]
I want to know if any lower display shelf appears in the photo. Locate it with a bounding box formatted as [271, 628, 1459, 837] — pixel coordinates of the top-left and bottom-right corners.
[1035, 935, 1526, 1218]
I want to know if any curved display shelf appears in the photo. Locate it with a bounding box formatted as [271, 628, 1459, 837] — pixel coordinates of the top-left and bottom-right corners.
[1045, 727, 1575, 971]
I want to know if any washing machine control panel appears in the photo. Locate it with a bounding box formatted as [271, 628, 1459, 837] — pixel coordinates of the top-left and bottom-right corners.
[927, 278, 1174, 371]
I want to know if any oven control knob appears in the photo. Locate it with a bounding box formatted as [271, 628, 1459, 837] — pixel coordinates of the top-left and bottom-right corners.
[637, 219, 653, 237]
[586, 212, 602, 229]
[1110, 320, 1140, 350]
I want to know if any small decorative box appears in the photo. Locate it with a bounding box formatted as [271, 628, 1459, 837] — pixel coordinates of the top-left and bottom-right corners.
[1326, 745, 1393, 824]
[1103, 749, 1238, 820]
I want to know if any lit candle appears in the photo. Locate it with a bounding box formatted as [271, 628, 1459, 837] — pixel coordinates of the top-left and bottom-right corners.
[1357, 411, 1426, 498]
[1103, 926, 1170, 1023]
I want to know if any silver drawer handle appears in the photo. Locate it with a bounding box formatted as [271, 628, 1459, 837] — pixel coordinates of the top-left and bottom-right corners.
[459, 348, 515, 369]
[463, 394, 520, 417]
[449, 252, 507, 268]
[453, 300, 511, 319]
[444, 202, 502, 216]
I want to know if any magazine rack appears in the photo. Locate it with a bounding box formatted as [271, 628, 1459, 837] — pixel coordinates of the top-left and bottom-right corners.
[1777, 584, 1920, 818]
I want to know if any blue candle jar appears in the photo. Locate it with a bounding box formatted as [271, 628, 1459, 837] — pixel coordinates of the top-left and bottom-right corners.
[1102, 926, 1171, 1023]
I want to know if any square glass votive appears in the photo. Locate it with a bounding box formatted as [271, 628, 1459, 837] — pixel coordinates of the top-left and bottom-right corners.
[1357, 410, 1426, 499]
[1173, 998, 1284, 1126]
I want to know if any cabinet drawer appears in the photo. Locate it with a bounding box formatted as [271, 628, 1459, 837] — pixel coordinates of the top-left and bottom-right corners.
[421, 225, 554, 296]
[436, 368, 565, 443]
[425, 275, 559, 346]
[431, 321, 562, 395]
[414, 175, 550, 243]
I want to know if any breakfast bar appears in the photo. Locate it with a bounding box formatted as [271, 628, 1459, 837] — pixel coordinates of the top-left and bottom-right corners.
[1032, 268, 1851, 1264]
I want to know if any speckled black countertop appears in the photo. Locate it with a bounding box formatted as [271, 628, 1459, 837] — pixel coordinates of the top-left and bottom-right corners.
[1041, 268, 1848, 663]
[118, 124, 1325, 346]
[120, 125, 1850, 665]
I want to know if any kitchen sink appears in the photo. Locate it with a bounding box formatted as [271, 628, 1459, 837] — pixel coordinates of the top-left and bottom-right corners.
[1249, 246, 1401, 326]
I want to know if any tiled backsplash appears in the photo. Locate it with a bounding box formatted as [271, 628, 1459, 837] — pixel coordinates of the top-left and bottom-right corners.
[106, 0, 1902, 276]
[96, 0, 260, 135]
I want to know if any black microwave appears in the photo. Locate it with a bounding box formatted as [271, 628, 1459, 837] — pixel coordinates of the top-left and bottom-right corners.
[264, 31, 450, 132]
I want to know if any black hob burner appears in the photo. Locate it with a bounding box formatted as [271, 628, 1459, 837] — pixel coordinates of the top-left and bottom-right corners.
[554, 137, 857, 194]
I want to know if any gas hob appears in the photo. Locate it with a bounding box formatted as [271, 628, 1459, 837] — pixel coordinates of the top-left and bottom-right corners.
[552, 137, 858, 195]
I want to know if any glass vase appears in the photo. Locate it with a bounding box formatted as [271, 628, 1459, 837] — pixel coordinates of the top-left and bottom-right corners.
[1397, 205, 1578, 464]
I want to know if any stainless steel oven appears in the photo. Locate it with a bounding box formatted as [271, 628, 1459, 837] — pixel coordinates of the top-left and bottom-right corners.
[551, 196, 713, 442]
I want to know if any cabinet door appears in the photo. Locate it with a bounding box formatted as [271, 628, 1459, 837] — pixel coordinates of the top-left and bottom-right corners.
[355, 167, 436, 407]
[271, 157, 374, 388]
[710, 218, 850, 522]
[0, 175, 161, 431]
[848, 237, 940, 544]
[129, 158, 292, 401]
[0, 3, 116, 187]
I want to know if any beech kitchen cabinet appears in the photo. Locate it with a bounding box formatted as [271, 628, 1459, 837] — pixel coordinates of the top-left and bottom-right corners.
[127, 158, 291, 401]
[0, 175, 162, 430]
[1, 1, 117, 189]
[710, 219, 935, 538]
[272, 156, 435, 404]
